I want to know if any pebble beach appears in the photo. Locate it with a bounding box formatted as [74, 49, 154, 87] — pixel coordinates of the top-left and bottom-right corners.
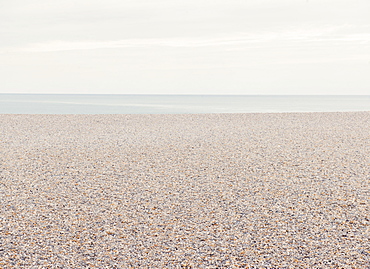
[1, 112, 369, 268]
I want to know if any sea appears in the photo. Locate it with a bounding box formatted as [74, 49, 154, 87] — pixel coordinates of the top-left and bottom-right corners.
[1, 94, 369, 114]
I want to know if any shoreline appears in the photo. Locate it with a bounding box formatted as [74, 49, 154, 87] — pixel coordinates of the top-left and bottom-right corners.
[1, 110, 370, 117]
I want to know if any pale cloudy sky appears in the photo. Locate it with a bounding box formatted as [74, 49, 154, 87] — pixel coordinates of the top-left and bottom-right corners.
[1, 0, 369, 94]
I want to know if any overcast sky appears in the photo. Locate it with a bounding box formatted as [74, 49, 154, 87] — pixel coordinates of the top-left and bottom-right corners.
[1, 0, 369, 95]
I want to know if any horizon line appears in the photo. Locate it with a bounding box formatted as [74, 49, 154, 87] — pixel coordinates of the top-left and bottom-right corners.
[1, 93, 370, 96]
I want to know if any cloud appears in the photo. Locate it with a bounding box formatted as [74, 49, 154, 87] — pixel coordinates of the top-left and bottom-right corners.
[1, 24, 367, 54]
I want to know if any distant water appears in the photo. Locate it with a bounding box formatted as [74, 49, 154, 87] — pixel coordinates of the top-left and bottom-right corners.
[1, 94, 369, 114]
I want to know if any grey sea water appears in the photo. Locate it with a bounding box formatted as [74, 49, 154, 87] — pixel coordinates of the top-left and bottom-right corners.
[0, 94, 369, 114]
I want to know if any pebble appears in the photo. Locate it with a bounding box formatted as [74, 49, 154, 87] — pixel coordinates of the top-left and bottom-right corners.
[0, 112, 369, 268]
